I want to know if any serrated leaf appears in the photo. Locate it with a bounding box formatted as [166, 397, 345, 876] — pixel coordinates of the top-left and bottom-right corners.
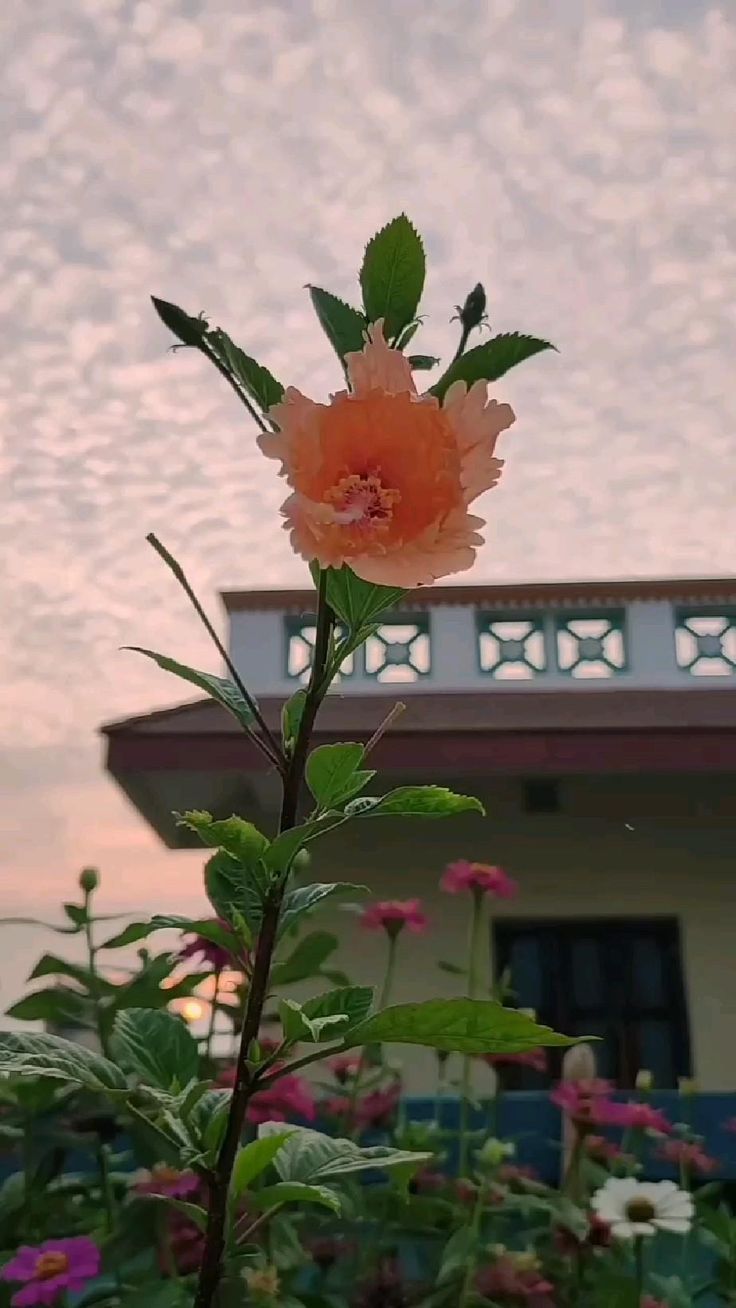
[307, 286, 367, 367]
[279, 882, 367, 937]
[179, 811, 269, 865]
[278, 998, 348, 1044]
[305, 743, 374, 810]
[27, 953, 114, 992]
[360, 214, 426, 340]
[249, 1180, 342, 1214]
[270, 931, 338, 988]
[111, 1009, 199, 1090]
[302, 986, 373, 1030]
[342, 998, 578, 1055]
[124, 648, 258, 731]
[151, 296, 209, 346]
[322, 566, 405, 631]
[264, 815, 348, 877]
[430, 332, 555, 401]
[6, 986, 93, 1026]
[140, 1192, 208, 1231]
[231, 1130, 295, 1199]
[0, 1032, 127, 1093]
[260, 1122, 431, 1183]
[206, 326, 284, 412]
[205, 850, 269, 937]
[345, 785, 484, 819]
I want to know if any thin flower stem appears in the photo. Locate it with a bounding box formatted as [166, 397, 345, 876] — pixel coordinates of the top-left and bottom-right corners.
[205, 970, 222, 1062]
[83, 893, 110, 1058]
[347, 930, 399, 1136]
[259, 1040, 346, 1085]
[458, 1183, 485, 1308]
[634, 1236, 645, 1298]
[146, 534, 284, 771]
[193, 570, 333, 1308]
[363, 702, 406, 757]
[198, 335, 270, 435]
[236, 1201, 285, 1246]
[458, 888, 484, 1176]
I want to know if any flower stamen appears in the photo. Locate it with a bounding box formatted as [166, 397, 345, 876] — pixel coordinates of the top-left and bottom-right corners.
[325, 472, 400, 529]
[35, 1253, 70, 1280]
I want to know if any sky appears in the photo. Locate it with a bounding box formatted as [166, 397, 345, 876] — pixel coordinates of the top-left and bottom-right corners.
[1, 0, 736, 1002]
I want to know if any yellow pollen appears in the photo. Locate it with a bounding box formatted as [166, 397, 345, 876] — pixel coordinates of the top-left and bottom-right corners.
[325, 473, 400, 528]
[35, 1252, 69, 1280]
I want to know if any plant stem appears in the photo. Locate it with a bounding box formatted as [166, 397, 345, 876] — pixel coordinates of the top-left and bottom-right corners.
[205, 970, 222, 1062]
[84, 895, 109, 1057]
[193, 570, 333, 1308]
[458, 888, 484, 1177]
[458, 1184, 485, 1308]
[346, 929, 399, 1136]
[634, 1236, 645, 1300]
[97, 1143, 116, 1235]
[146, 533, 284, 771]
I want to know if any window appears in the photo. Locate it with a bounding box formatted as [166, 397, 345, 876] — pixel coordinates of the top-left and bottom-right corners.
[494, 918, 690, 1088]
[522, 779, 561, 814]
[285, 617, 354, 683]
[554, 610, 627, 679]
[364, 616, 431, 683]
[477, 612, 547, 679]
[675, 607, 736, 677]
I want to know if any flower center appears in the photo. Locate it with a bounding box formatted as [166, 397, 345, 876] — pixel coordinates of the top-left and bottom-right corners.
[35, 1252, 69, 1280]
[625, 1197, 656, 1223]
[325, 472, 400, 529]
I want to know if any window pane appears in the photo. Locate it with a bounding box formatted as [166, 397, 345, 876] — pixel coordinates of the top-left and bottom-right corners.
[636, 1019, 676, 1087]
[570, 937, 604, 1008]
[507, 935, 543, 1011]
[629, 936, 666, 1007]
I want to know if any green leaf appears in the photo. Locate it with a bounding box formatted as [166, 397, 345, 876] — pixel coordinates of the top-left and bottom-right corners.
[345, 785, 484, 819]
[249, 1181, 342, 1214]
[111, 1009, 199, 1090]
[0, 1172, 26, 1223]
[206, 326, 284, 412]
[100, 916, 236, 953]
[322, 566, 405, 631]
[6, 986, 93, 1026]
[0, 1032, 127, 1092]
[430, 332, 555, 402]
[306, 743, 374, 810]
[270, 932, 338, 988]
[407, 354, 439, 370]
[63, 902, 88, 927]
[307, 287, 367, 366]
[140, 1192, 208, 1231]
[205, 850, 269, 937]
[282, 689, 308, 754]
[395, 320, 421, 350]
[27, 953, 114, 992]
[437, 960, 466, 976]
[278, 998, 350, 1045]
[360, 214, 426, 340]
[151, 296, 209, 347]
[179, 811, 269, 865]
[231, 1130, 295, 1199]
[261, 1122, 431, 1183]
[342, 998, 578, 1055]
[279, 882, 367, 937]
[301, 986, 373, 1031]
[124, 648, 258, 731]
[264, 815, 348, 877]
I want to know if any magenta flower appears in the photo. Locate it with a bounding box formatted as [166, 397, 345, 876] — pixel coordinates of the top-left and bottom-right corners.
[484, 1048, 547, 1073]
[360, 898, 428, 935]
[658, 1139, 717, 1174]
[601, 1100, 673, 1134]
[475, 1254, 555, 1306]
[550, 1079, 617, 1126]
[134, 1163, 200, 1198]
[328, 1053, 362, 1084]
[246, 1074, 316, 1125]
[1, 1237, 100, 1306]
[178, 918, 238, 970]
[440, 860, 518, 899]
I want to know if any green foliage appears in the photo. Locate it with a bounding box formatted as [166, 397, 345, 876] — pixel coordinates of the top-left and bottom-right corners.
[0, 1032, 127, 1092]
[151, 296, 208, 346]
[345, 785, 485, 819]
[270, 931, 339, 987]
[342, 997, 578, 1054]
[206, 326, 284, 412]
[282, 688, 308, 755]
[279, 882, 367, 936]
[360, 214, 426, 340]
[27, 953, 113, 991]
[100, 915, 236, 952]
[407, 354, 439, 370]
[305, 742, 375, 810]
[179, 810, 269, 865]
[430, 331, 556, 401]
[110, 1009, 199, 1090]
[307, 286, 367, 366]
[301, 985, 373, 1031]
[249, 1180, 342, 1214]
[6, 985, 93, 1027]
[321, 565, 405, 632]
[261, 1122, 432, 1183]
[278, 997, 353, 1045]
[124, 648, 258, 731]
[230, 1130, 295, 1199]
[205, 849, 269, 938]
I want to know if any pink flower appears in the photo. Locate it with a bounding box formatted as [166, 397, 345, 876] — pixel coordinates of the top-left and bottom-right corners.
[475, 1255, 555, 1306]
[134, 1164, 200, 1199]
[360, 898, 428, 935]
[178, 918, 239, 970]
[550, 1079, 617, 1126]
[441, 860, 518, 899]
[1, 1237, 100, 1307]
[354, 1084, 401, 1130]
[602, 1101, 673, 1134]
[497, 1163, 539, 1186]
[484, 1049, 547, 1073]
[410, 1168, 448, 1195]
[246, 1074, 316, 1125]
[642, 1300, 669, 1308]
[554, 1214, 612, 1254]
[328, 1054, 362, 1084]
[658, 1139, 718, 1174]
[584, 1135, 633, 1166]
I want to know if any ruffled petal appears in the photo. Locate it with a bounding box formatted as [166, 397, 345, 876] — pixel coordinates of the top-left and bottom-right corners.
[350, 506, 485, 588]
[443, 379, 515, 502]
[345, 320, 416, 397]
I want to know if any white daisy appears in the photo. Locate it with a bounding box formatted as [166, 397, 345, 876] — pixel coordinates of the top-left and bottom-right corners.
[591, 1177, 694, 1239]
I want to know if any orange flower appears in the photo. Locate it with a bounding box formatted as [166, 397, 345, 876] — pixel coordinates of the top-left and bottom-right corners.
[258, 321, 515, 587]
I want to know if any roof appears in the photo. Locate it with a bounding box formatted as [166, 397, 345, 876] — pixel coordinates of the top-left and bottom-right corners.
[220, 576, 736, 613]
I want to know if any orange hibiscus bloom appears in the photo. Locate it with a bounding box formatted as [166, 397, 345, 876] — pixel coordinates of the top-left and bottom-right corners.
[258, 321, 515, 588]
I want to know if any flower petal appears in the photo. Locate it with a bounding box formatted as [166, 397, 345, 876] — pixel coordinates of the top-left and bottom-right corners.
[345, 320, 416, 397]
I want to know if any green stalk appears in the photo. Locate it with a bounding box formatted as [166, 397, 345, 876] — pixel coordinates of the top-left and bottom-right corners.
[205, 969, 222, 1063]
[634, 1236, 645, 1300]
[83, 891, 110, 1057]
[458, 888, 484, 1177]
[347, 929, 400, 1135]
[458, 1182, 485, 1307]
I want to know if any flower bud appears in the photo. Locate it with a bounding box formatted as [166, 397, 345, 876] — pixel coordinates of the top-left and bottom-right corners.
[678, 1076, 698, 1097]
[478, 1136, 515, 1168]
[78, 867, 99, 894]
[458, 283, 487, 331]
[635, 1069, 654, 1092]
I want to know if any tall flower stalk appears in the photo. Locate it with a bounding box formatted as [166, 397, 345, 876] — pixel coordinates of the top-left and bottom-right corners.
[458, 886, 485, 1176]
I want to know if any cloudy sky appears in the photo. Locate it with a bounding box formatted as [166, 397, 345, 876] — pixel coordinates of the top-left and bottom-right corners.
[1, 0, 735, 998]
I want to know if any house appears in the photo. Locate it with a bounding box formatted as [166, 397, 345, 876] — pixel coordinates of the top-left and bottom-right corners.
[102, 576, 736, 1099]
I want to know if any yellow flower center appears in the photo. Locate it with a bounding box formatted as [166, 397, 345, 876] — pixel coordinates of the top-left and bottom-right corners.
[325, 472, 400, 530]
[35, 1252, 69, 1280]
[625, 1197, 656, 1223]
